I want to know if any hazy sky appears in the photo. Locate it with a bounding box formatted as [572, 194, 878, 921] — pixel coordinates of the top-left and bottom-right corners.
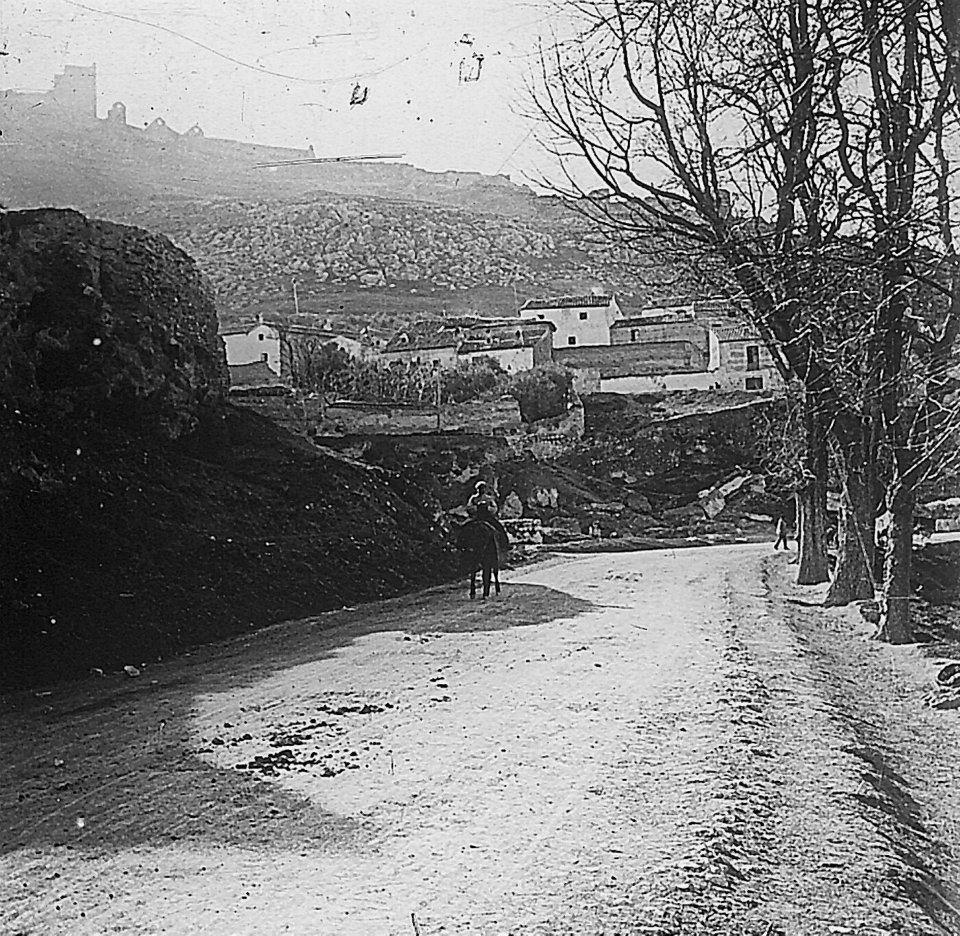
[1, 0, 571, 182]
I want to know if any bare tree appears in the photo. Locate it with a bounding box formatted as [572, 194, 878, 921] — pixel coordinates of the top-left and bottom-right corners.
[528, 0, 856, 587]
[815, 0, 960, 640]
[529, 0, 960, 637]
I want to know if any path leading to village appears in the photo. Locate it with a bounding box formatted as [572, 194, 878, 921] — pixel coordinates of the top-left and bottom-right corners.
[2, 544, 957, 936]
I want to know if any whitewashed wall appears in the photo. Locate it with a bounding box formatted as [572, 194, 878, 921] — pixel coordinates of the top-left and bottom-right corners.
[223, 324, 280, 374]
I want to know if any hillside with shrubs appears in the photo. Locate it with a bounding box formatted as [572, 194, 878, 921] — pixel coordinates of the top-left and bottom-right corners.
[109, 193, 706, 327]
[3, 121, 713, 332]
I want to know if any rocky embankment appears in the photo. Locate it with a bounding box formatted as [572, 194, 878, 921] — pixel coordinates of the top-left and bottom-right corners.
[1, 207, 227, 455]
[314, 391, 785, 552]
[0, 208, 456, 688]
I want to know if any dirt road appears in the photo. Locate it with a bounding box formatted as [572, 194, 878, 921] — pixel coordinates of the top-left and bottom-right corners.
[1, 545, 955, 935]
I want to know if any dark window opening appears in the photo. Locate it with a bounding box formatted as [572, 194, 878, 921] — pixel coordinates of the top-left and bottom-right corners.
[631, 329, 639, 342]
[258, 333, 265, 341]
[746, 344, 760, 371]
[260, 352, 269, 362]
[568, 336, 577, 345]
[745, 376, 764, 391]
[579, 311, 588, 320]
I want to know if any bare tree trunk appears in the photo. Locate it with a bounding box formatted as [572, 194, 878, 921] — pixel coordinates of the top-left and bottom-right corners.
[797, 481, 829, 583]
[876, 477, 915, 643]
[825, 433, 875, 606]
[797, 394, 830, 584]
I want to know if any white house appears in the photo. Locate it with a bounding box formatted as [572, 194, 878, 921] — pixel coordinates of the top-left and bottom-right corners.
[379, 317, 555, 373]
[379, 323, 462, 368]
[220, 316, 281, 374]
[457, 320, 554, 373]
[706, 324, 782, 391]
[557, 298, 786, 395]
[519, 292, 623, 348]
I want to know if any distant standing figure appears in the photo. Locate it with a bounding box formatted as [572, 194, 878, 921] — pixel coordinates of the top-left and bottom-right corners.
[774, 516, 791, 550]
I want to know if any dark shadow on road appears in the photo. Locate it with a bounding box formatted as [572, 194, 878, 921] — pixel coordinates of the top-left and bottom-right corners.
[1, 582, 593, 860]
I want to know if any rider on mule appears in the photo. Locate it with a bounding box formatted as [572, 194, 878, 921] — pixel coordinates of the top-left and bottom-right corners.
[467, 481, 508, 558]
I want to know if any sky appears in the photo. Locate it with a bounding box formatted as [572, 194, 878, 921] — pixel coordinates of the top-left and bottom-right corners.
[0, 0, 573, 183]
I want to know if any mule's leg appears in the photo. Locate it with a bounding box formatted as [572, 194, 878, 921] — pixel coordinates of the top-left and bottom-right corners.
[470, 569, 477, 600]
[493, 562, 501, 595]
[482, 563, 491, 599]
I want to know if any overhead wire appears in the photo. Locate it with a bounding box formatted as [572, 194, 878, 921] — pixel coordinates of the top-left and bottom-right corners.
[495, 126, 536, 174]
[257, 31, 376, 59]
[57, 0, 561, 172]
[59, 0, 562, 88]
[59, 0, 436, 85]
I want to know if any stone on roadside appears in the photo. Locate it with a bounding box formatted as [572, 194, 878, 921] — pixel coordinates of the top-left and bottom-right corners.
[528, 487, 559, 509]
[936, 662, 960, 689]
[625, 492, 652, 513]
[930, 690, 960, 711]
[501, 491, 524, 519]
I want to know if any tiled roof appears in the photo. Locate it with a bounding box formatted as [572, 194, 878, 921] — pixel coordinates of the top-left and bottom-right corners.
[382, 323, 459, 353]
[228, 361, 283, 387]
[443, 314, 519, 329]
[281, 322, 361, 340]
[627, 298, 739, 321]
[220, 318, 362, 341]
[692, 299, 737, 315]
[613, 314, 697, 328]
[521, 295, 614, 310]
[712, 325, 760, 342]
[383, 317, 553, 355]
[220, 322, 260, 336]
[601, 358, 706, 378]
[557, 344, 708, 378]
[460, 321, 552, 352]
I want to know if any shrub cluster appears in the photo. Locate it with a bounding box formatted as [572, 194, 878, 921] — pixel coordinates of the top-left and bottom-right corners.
[286, 339, 573, 422]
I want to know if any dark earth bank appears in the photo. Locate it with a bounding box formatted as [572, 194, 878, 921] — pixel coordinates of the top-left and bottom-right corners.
[1, 405, 458, 690]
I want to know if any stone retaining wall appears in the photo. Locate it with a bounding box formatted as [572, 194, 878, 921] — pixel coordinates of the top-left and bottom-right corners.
[323, 397, 522, 435]
[236, 392, 585, 457]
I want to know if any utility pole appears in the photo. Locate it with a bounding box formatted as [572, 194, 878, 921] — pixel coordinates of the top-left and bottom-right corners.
[435, 367, 442, 431]
[292, 279, 300, 316]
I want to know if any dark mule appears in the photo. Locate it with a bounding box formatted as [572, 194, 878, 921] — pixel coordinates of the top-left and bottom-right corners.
[455, 519, 501, 599]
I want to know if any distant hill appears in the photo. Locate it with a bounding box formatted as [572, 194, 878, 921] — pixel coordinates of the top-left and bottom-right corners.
[0, 117, 715, 333]
[0, 117, 541, 216]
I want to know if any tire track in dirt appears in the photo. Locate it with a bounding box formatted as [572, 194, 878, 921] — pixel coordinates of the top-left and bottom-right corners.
[649, 556, 948, 935]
